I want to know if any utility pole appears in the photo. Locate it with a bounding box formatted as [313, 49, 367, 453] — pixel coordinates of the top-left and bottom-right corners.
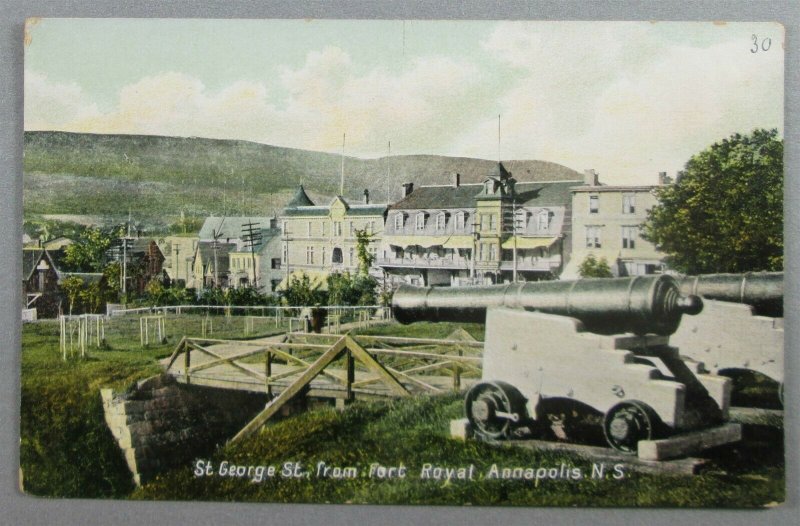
[241, 220, 263, 288]
[340, 133, 346, 196]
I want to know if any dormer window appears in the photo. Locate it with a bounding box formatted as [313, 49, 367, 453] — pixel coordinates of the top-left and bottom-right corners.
[394, 213, 405, 231]
[415, 212, 428, 231]
[436, 212, 447, 232]
[456, 211, 465, 231]
[537, 209, 551, 231]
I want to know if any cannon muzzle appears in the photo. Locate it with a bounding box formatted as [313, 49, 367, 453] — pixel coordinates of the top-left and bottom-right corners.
[392, 275, 701, 336]
[678, 272, 783, 317]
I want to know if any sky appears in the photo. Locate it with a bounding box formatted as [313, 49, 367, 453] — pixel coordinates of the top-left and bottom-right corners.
[24, 19, 784, 185]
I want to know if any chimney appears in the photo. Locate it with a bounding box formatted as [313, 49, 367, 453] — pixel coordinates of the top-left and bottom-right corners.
[402, 182, 414, 197]
[583, 169, 599, 186]
[453, 172, 461, 187]
[363, 188, 370, 204]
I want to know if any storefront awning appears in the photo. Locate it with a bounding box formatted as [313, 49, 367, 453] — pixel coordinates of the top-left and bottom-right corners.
[501, 237, 558, 250]
[442, 235, 474, 249]
[387, 236, 451, 249]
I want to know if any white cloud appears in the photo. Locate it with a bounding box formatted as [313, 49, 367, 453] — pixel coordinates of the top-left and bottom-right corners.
[24, 70, 101, 130]
[25, 23, 784, 185]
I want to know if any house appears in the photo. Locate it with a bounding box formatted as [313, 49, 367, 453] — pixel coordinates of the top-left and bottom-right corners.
[162, 235, 199, 288]
[196, 216, 283, 292]
[105, 238, 167, 294]
[379, 164, 580, 286]
[191, 240, 237, 289]
[277, 186, 386, 290]
[22, 248, 105, 317]
[561, 170, 670, 279]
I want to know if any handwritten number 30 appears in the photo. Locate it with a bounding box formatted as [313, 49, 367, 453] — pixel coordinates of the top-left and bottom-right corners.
[752, 35, 772, 53]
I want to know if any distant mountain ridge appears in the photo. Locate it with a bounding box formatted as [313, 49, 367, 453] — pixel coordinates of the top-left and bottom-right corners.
[23, 131, 582, 223]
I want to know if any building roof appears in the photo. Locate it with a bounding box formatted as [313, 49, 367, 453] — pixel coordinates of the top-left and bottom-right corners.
[282, 195, 386, 218]
[22, 249, 46, 281]
[388, 180, 581, 211]
[196, 241, 237, 273]
[198, 216, 276, 241]
[285, 185, 316, 207]
[571, 184, 659, 193]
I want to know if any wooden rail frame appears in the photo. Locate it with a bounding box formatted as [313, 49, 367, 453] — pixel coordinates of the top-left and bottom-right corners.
[164, 330, 484, 443]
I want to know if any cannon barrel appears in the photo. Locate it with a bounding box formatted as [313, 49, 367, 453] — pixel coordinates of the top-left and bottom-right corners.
[677, 272, 783, 317]
[393, 275, 702, 336]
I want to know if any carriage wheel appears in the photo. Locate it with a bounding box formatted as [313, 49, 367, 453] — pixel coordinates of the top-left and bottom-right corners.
[465, 381, 525, 440]
[603, 400, 657, 454]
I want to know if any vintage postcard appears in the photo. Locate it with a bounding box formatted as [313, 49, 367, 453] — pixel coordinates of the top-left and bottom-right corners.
[20, 19, 784, 507]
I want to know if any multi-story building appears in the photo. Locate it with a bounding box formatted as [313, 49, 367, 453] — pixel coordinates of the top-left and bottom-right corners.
[562, 170, 670, 278]
[278, 185, 386, 290]
[163, 236, 199, 288]
[192, 216, 282, 292]
[379, 164, 581, 286]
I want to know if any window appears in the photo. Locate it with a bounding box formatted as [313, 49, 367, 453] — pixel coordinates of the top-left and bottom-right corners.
[456, 212, 465, 231]
[436, 213, 446, 231]
[394, 213, 404, 231]
[622, 226, 638, 249]
[282, 221, 288, 235]
[306, 246, 315, 264]
[322, 222, 327, 236]
[307, 221, 312, 237]
[623, 194, 636, 214]
[586, 226, 602, 248]
[321, 246, 327, 265]
[349, 221, 355, 236]
[489, 244, 497, 261]
[488, 214, 495, 231]
[349, 247, 354, 266]
[282, 245, 287, 263]
[537, 210, 550, 231]
[332, 247, 343, 264]
[271, 258, 281, 269]
[367, 220, 375, 234]
[416, 213, 427, 231]
[589, 195, 599, 214]
[334, 221, 342, 236]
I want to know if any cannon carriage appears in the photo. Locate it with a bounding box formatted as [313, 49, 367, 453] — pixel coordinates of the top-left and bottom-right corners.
[393, 275, 741, 458]
[670, 272, 784, 405]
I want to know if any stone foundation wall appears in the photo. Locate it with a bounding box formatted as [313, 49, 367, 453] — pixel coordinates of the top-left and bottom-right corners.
[101, 374, 267, 485]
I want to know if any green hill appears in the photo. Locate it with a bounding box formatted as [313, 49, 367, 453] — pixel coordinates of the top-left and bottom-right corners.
[23, 131, 582, 227]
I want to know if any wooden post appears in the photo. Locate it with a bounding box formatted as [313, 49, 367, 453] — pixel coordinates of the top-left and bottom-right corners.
[346, 349, 354, 401]
[453, 349, 462, 391]
[265, 350, 273, 398]
[184, 342, 191, 385]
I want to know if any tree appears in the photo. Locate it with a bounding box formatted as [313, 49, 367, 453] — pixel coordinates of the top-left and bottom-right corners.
[353, 228, 375, 277]
[281, 273, 326, 307]
[643, 129, 783, 274]
[578, 254, 613, 278]
[63, 226, 121, 272]
[60, 276, 85, 314]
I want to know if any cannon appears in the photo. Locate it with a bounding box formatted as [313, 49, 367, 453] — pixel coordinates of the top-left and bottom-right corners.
[393, 275, 741, 459]
[671, 272, 784, 404]
[677, 272, 783, 317]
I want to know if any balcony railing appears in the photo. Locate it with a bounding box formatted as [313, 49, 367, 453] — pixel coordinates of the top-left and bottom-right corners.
[376, 257, 470, 270]
[499, 256, 561, 271]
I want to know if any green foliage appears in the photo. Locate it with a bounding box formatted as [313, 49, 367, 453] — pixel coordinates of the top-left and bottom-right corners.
[169, 211, 203, 235]
[102, 262, 122, 302]
[78, 281, 103, 314]
[578, 254, 613, 278]
[225, 286, 279, 307]
[63, 225, 121, 272]
[281, 273, 327, 307]
[60, 275, 84, 315]
[327, 271, 378, 307]
[353, 228, 375, 277]
[643, 129, 783, 273]
[144, 279, 166, 307]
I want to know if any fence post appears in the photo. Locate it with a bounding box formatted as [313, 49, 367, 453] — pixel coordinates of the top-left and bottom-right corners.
[184, 341, 191, 385]
[346, 348, 354, 402]
[452, 349, 462, 391]
[265, 350, 273, 398]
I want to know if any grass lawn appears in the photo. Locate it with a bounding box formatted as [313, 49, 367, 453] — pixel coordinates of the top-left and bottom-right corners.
[20, 319, 785, 506]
